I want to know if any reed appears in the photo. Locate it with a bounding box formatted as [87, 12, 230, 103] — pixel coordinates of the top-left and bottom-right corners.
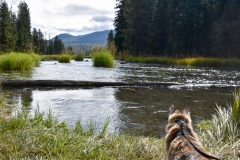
[197, 105, 240, 159]
[75, 53, 84, 61]
[233, 89, 240, 126]
[0, 52, 40, 70]
[197, 90, 240, 159]
[93, 50, 114, 68]
[125, 56, 240, 67]
[58, 54, 71, 63]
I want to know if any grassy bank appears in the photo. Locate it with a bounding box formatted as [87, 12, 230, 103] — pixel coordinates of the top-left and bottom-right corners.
[0, 108, 166, 159]
[126, 56, 240, 67]
[0, 87, 239, 159]
[0, 52, 41, 70]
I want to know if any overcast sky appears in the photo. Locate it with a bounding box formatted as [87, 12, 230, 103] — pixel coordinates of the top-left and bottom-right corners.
[5, 0, 116, 38]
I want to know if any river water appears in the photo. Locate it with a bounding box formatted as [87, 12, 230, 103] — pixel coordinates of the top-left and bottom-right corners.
[1, 59, 239, 137]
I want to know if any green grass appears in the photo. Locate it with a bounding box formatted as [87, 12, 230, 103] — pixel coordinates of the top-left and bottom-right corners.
[0, 107, 166, 159]
[126, 56, 240, 67]
[233, 89, 240, 128]
[197, 90, 240, 159]
[197, 106, 240, 159]
[58, 54, 71, 63]
[93, 50, 114, 68]
[75, 53, 84, 61]
[0, 52, 41, 70]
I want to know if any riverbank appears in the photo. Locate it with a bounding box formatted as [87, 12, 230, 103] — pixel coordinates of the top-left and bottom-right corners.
[0, 107, 166, 159]
[125, 56, 240, 67]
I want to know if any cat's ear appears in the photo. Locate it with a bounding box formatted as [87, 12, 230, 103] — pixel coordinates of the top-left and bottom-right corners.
[185, 107, 190, 114]
[169, 105, 176, 114]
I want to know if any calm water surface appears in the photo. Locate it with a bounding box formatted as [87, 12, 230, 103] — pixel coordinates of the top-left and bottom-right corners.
[1, 59, 240, 137]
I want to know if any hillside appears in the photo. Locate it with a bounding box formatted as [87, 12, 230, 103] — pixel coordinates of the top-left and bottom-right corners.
[57, 30, 113, 45]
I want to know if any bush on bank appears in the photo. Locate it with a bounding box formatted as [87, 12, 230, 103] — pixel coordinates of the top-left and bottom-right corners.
[93, 50, 114, 68]
[0, 52, 40, 70]
[58, 54, 71, 63]
[75, 53, 84, 61]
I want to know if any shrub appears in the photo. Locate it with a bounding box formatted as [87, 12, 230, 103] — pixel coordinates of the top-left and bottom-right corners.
[58, 54, 71, 63]
[93, 50, 114, 68]
[233, 89, 240, 126]
[0, 52, 40, 70]
[75, 54, 84, 61]
[197, 90, 240, 159]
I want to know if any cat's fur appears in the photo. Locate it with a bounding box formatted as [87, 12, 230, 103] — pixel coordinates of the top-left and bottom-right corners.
[165, 106, 220, 160]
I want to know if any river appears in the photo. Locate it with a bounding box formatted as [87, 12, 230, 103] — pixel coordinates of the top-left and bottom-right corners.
[1, 59, 239, 137]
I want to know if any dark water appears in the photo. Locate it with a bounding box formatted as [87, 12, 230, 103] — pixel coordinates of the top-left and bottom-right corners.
[1, 59, 239, 137]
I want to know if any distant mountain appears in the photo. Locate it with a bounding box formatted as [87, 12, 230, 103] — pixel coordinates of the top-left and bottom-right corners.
[57, 30, 114, 45]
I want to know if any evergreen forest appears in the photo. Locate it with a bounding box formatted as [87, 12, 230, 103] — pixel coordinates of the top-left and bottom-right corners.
[114, 0, 240, 58]
[0, 1, 65, 54]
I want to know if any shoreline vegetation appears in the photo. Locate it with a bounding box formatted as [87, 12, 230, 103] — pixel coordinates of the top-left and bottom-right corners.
[125, 56, 240, 68]
[40, 54, 240, 68]
[0, 85, 239, 159]
[0, 52, 40, 70]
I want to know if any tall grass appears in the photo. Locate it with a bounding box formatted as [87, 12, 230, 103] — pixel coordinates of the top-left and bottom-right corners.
[0, 86, 12, 116]
[93, 49, 114, 68]
[0, 106, 166, 159]
[197, 90, 240, 159]
[126, 56, 240, 67]
[233, 89, 240, 126]
[58, 54, 71, 63]
[0, 52, 41, 70]
[75, 53, 84, 61]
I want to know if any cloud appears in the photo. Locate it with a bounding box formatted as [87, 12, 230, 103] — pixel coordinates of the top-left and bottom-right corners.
[91, 16, 113, 22]
[52, 23, 113, 36]
[61, 4, 111, 16]
[5, 0, 116, 37]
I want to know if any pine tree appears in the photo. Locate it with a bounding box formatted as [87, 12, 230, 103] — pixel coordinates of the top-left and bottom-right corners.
[0, 1, 15, 52]
[48, 39, 54, 54]
[16, 1, 32, 52]
[32, 27, 39, 52]
[107, 30, 114, 45]
[38, 29, 47, 54]
[150, 0, 169, 56]
[53, 36, 59, 54]
[9, 6, 17, 51]
[114, 0, 127, 52]
[58, 39, 64, 53]
[123, 0, 151, 56]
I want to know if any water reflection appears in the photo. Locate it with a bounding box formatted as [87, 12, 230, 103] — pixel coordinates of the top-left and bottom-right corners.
[0, 70, 33, 80]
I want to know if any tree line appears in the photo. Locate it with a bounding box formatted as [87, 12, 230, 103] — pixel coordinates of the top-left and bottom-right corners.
[114, 0, 240, 58]
[0, 1, 65, 54]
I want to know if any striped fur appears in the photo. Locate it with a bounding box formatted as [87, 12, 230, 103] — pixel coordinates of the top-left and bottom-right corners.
[165, 106, 219, 160]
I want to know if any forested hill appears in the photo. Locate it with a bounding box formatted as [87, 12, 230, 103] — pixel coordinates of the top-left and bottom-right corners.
[57, 30, 113, 45]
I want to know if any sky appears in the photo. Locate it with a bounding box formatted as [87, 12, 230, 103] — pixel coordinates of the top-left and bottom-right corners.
[5, 0, 116, 38]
